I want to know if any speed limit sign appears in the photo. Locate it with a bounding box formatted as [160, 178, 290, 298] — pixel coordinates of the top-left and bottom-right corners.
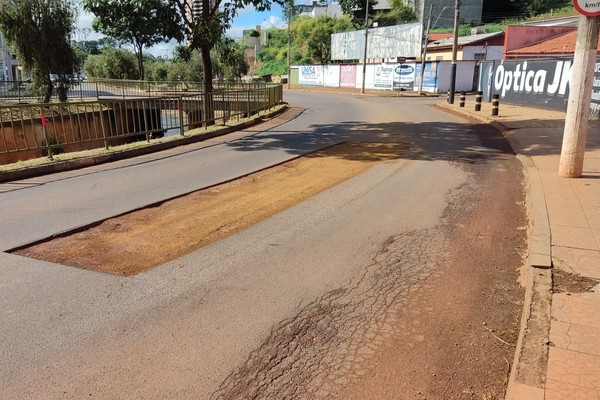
[574, 0, 600, 16]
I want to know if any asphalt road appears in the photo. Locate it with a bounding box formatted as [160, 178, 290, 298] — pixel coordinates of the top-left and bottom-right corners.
[0, 91, 524, 399]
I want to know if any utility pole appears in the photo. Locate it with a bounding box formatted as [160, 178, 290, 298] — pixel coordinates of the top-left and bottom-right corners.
[448, 0, 460, 104]
[417, 4, 433, 96]
[287, 1, 291, 90]
[361, 0, 369, 94]
[558, 14, 599, 177]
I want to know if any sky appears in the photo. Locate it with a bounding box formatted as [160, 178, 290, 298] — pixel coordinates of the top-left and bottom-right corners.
[76, 1, 289, 58]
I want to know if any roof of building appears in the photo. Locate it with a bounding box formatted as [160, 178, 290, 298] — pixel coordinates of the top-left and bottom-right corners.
[427, 31, 504, 50]
[427, 33, 453, 42]
[506, 30, 600, 55]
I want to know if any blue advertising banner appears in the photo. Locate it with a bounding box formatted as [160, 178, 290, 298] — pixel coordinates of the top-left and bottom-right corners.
[415, 62, 440, 92]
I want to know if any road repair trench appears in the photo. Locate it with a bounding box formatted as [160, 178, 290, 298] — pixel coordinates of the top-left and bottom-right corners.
[13, 141, 409, 276]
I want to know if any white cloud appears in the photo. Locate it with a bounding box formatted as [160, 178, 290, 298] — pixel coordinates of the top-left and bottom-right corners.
[261, 15, 286, 29]
[75, 9, 104, 40]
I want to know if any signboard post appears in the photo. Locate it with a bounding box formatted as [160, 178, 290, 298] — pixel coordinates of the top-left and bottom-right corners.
[558, 7, 600, 177]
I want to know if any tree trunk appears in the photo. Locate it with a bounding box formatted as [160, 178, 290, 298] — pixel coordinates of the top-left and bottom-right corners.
[136, 42, 145, 80]
[43, 79, 53, 104]
[201, 43, 214, 125]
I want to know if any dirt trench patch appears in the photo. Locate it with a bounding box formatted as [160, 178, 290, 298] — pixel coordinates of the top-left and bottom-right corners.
[14, 141, 408, 276]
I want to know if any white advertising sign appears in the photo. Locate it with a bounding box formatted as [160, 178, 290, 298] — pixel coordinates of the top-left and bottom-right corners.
[298, 65, 324, 85]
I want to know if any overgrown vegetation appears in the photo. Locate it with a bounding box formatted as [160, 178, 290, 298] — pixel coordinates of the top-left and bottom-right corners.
[255, 15, 354, 76]
[81, 39, 248, 82]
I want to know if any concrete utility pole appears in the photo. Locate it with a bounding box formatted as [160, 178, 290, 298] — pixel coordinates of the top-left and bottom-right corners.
[558, 15, 599, 177]
[361, 0, 369, 94]
[287, 3, 291, 90]
[418, 4, 433, 96]
[448, 0, 461, 104]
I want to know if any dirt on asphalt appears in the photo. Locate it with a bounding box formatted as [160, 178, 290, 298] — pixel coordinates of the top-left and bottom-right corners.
[15, 117, 527, 400]
[212, 126, 528, 400]
[15, 141, 408, 275]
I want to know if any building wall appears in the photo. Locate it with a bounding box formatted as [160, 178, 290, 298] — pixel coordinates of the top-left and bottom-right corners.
[425, 49, 463, 61]
[426, 45, 502, 61]
[0, 34, 19, 81]
[463, 45, 503, 61]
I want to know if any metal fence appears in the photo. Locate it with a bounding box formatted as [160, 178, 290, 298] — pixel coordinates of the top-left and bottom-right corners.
[0, 83, 284, 164]
[0, 79, 280, 101]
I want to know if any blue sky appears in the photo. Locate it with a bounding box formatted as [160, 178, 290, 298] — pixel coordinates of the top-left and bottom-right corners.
[76, 1, 290, 57]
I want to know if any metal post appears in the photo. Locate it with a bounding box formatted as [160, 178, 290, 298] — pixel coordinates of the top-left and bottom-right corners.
[178, 97, 184, 136]
[98, 102, 109, 149]
[360, 0, 370, 94]
[448, 0, 461, 104]
[287, 2, 292, 90]
[41, 112, 53, 160]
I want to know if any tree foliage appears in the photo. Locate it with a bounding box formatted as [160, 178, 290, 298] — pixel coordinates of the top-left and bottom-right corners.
[0, 0, 79, 102]
[256, 14, 353, 74]
[168, 0, 279, 94]
[482, 0, 571, 21]
[84, 48, 139, 79]
[337, 0, 378, 28]
[213, 37, 249, 81]
[374, 0, 416, 27]
[82, 0, 182, 80]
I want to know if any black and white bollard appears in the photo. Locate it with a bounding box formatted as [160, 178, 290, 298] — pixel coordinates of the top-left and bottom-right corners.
[475, 91, 483, 111]
[459, 91, 466, 107]
[492, 94, 500, 116]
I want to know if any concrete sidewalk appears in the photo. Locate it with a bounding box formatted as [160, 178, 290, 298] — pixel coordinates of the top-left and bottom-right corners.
[438, 99, 600, 400]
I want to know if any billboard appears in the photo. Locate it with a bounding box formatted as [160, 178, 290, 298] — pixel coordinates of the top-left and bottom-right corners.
[374, 64, 395, 89]
[479, 58, 600, 116]
[415, 62, 440, 93]
[323, 65, 340, 87]
[331, 23, 422, 60]
[298, 65, 324, 85]
[340, 65, 357, 88]
[393, 64, 416, 90]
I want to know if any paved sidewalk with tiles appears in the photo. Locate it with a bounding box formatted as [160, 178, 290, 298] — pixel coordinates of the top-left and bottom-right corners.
[439, 98, 600, 400]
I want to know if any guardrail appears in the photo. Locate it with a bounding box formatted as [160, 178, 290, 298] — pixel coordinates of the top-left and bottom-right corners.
[0, 83, 283, 165]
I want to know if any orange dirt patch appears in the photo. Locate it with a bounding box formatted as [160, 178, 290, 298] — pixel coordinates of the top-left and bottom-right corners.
[15, 141, 408, 276]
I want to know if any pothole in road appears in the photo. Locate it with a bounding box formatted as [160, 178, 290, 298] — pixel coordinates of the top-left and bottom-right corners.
[12, 141, 409, 276]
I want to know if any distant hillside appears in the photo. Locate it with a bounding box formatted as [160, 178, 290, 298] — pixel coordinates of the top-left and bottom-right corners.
[481, 0, 573, 23]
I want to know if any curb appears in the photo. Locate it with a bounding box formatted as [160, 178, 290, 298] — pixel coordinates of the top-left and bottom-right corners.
[0, 105, 289, 184]
[435, 102, 553, 400]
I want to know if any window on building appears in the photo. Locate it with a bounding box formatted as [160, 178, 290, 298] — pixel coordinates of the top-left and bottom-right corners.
[473, 53, 486, 60]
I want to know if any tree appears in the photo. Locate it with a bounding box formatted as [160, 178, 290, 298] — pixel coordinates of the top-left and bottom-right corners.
[83, 48, 138, 79]
[213, 37, 249, 81]
[0, 0, 79, 102]
[374, 0, 416, 27]
[82, 0, 182, 80]
[168, 0, 277, 95]
[337, 0, 378, 28]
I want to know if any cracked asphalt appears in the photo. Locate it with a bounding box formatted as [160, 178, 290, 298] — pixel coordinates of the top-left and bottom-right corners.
[0, 92, 527, 399]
